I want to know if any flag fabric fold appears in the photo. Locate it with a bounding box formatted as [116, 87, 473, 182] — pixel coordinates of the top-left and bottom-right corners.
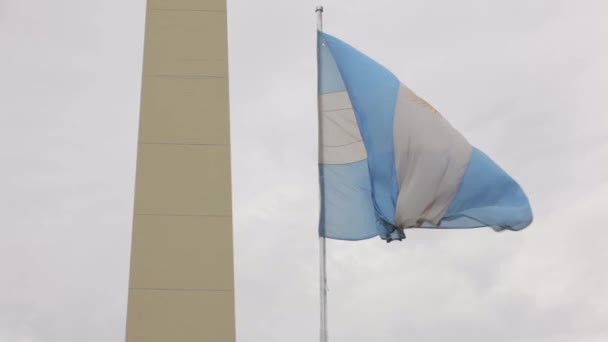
[317, 31, 533, 241]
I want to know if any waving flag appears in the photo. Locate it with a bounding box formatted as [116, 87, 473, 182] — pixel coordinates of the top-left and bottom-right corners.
[318, 31, 533, 241]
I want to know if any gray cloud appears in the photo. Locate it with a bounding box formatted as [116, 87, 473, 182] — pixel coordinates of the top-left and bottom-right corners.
[1, 0, 606, 341]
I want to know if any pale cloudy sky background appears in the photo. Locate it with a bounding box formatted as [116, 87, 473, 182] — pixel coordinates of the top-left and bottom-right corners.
[1, 0, 607, 341]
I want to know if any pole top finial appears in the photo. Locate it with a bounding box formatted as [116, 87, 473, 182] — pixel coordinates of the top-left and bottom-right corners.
[316, 6, 324, 12]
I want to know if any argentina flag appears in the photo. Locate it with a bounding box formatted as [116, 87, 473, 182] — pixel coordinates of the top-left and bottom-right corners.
[317, 31, 533, 242]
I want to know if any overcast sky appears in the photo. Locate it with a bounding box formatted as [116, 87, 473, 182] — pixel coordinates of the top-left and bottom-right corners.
[1, 0, 607, 341]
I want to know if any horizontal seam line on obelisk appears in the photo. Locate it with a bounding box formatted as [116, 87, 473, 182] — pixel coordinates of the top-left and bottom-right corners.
[321, 107, 353, 113]
[148, 8, 226, 13]
[138, 142, 228, 146]
[134, 213, 231, 217]
[130, 288, 233, 292]
[161, 58, 227, 61]
[143, 74, 226, 79]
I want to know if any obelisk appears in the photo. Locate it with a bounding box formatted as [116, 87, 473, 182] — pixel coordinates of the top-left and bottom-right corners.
[125, 0, 235, 341]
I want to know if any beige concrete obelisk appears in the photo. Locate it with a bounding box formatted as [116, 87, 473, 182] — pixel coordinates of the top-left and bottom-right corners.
[125, 0, 235, 341]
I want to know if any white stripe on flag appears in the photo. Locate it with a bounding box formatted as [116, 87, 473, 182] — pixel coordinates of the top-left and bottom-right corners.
[393, 85, 472, 228]
[319, 91, 367, 164]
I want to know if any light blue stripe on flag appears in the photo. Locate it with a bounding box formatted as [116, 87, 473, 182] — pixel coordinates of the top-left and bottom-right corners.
[319, 161, 379, 240]
[434, 148, 533, 230]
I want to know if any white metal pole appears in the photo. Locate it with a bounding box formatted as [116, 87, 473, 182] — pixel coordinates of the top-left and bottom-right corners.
[319, 235, 328, 342]
[316, 6, 323, 31]
[316, 6, 327, 342]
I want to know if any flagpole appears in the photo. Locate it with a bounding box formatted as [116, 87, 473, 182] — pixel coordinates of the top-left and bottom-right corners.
[316, 6, 328, 342]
